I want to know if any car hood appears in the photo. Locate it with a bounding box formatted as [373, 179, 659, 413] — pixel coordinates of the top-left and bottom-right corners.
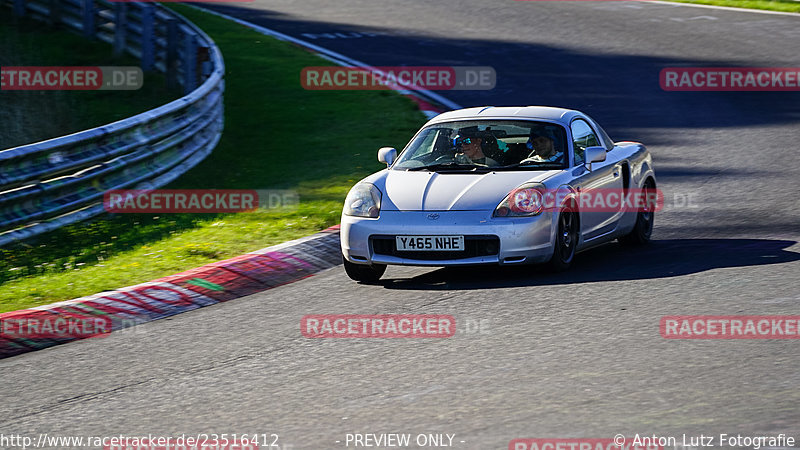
[377, 169, 561, 211]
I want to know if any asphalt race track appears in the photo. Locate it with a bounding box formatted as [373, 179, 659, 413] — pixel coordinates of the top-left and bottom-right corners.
[2, 2, 799, 449]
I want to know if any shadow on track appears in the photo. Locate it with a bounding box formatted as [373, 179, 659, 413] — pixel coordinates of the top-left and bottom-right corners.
[378, 239, 800, 290]
[198, 3, 800, 136]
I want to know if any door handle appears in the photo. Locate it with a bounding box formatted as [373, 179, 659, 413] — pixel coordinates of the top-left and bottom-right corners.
[613, 171, 620, 177]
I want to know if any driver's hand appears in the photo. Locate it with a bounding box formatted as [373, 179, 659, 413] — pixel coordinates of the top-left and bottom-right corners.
[454, 153, 471, 164]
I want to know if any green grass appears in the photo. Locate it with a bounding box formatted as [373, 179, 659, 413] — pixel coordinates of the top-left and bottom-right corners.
[665, 0, 800, 13]
[0, 14, 180, 149]
[0, 5, 427, 312]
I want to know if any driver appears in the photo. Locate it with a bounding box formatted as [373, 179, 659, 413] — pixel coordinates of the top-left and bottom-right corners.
[453, 129, 498, 166]
[525, 132, 563, 163]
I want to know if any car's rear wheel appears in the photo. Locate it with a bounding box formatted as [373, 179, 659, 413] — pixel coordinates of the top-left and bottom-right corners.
[548, 205, 578, 272]
[342, 254, 387, 283]
[619, 179, 655, 246]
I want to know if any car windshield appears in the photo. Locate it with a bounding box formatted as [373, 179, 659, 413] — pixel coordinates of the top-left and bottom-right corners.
[392, 120, 569, 171]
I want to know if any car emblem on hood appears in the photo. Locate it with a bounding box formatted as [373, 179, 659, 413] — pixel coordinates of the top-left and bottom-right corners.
[427, 213, 440, 220]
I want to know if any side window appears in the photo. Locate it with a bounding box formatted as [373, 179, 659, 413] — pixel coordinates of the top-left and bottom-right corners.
[570, 119, 600, 166]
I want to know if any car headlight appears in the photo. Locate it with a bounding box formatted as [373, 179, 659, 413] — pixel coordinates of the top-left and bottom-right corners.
[494, 183, 546, 217]
[344, 182, 382, 218]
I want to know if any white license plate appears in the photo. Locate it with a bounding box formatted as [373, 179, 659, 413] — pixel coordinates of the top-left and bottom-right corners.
[395, 235, 465, 251]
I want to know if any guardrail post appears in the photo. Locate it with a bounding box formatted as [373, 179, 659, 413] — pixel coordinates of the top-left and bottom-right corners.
[182, 29, 198, 94]
[140, 5, 155, 71]
[81, 0, 95, 39]
[13, 0, 25, 16]
[198, 46, 210, 80]
[113, 4, 128, 57]
[166, 18, 180, 90]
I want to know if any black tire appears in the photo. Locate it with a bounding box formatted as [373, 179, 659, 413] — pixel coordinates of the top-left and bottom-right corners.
[619, 179, 655, 246]
[548, 205, 578, 272]
[342, 254, 387, 283]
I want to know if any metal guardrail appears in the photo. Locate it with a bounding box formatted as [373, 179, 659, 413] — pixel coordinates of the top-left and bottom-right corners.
[0, 0, 225, 247]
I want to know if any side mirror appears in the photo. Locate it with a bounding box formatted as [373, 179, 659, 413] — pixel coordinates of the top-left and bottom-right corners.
[583, 146, 606, 171]
[378, 147, 397, 166]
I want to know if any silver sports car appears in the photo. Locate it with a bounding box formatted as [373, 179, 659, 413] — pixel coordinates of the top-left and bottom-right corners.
[340, 106, 657, 282]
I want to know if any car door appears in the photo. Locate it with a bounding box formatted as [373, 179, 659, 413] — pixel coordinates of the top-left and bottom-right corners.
[570, 119, 624, 241]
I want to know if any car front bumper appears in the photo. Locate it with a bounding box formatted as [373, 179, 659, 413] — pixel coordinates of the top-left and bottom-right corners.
[341, 210, 555, 266]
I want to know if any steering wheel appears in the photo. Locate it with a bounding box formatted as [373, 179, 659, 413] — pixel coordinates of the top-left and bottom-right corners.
[432, 154, 455, 163]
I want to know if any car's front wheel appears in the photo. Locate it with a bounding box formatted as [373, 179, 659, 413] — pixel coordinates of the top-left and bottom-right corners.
[548, 205, 578, 272]
[342, 254, 387, 283]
